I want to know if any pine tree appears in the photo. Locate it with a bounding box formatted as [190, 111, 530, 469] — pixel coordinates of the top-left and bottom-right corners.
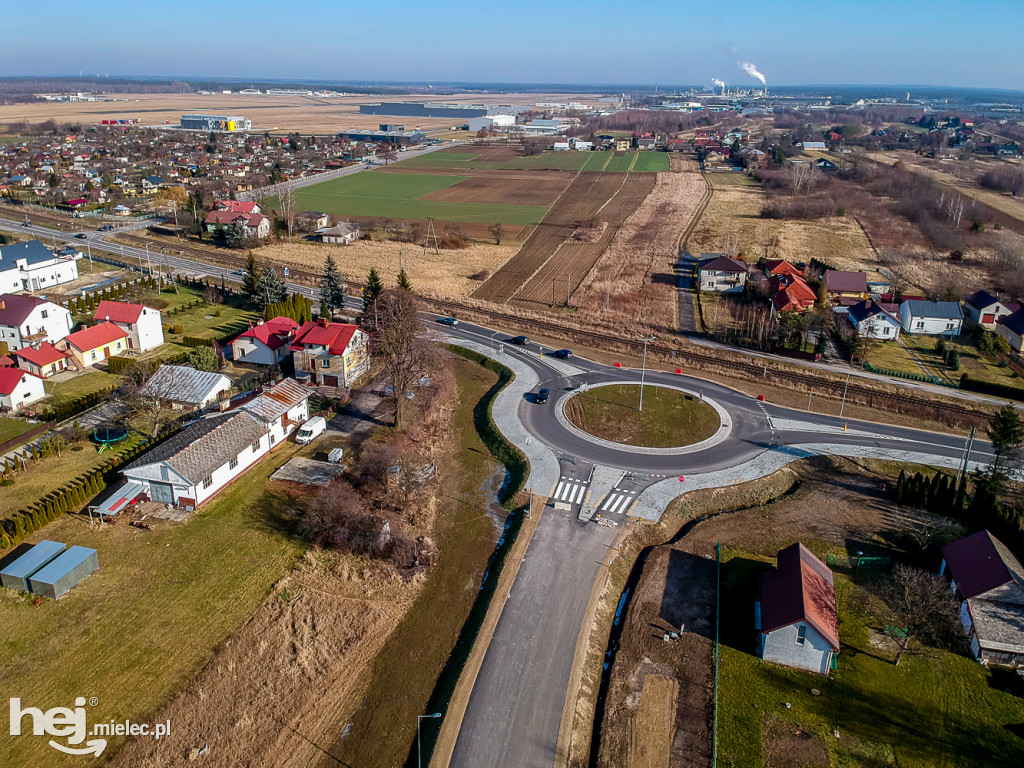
[13, 514, 25, 538]
[397, 268, 412, 291]
[320, 254, 345, 317]
[0, 532, 10, 550]
[242, 252, 262, 302]
[363, 268, 383, 304]
[260, 267, 287, 307]
[895, 469, 906, 504]
[319, 296, 330, 319]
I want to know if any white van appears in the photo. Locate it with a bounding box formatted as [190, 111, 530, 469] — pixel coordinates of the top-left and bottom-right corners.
[295, 416, 327, 445]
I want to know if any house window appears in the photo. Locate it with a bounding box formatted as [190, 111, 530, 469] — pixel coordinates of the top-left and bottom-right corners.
[270, 434, 276, 445]
[41, 309, 48, 318]
[202, 475, 213, 489]
[229, 456, 238, 470]
[252, 438, 261, 452]
[796, 625, 807, 646]
[915, 321, 924, 329]
[946, 323, 954, 330]
[160, 465, 169, 481]
[90, 350, 97, 360]
[320, 358, 329, 368]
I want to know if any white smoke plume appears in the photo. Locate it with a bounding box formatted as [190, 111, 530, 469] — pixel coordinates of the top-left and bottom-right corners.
[737, 61, 767, 85]
[712, 78, 726, 89]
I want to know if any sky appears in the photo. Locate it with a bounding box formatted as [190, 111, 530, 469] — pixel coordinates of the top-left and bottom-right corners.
[2, 1, 1022, 90]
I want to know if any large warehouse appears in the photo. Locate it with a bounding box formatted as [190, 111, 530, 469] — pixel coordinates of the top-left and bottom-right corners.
[336, 127, 426, 145]
[358, 102, 528, 118]
[180, 114, 252, 132]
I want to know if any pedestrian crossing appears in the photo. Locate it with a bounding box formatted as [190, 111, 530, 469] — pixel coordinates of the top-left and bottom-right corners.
[551, 478, 589, 505]
[599, 489, 638, 515]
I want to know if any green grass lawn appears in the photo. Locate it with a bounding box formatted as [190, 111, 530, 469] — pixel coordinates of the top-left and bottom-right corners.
[583, 151, 613, 171]
[0, 416, 34, 446]
[718, 548, 1024, 768]
[292, 171, 548, 225]
[565, 383, 719, 448]
[41, 369, 120, 409]
[0, 442, 309, 766]
[632, 152, 671, 172]
[605, 152, 638, 172]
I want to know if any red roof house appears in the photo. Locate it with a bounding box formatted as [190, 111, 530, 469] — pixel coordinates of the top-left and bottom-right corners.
[231, 316, 299, 365]
[289, 319, 369, 388]
[60, 321, 128, 368]
[770, 274, 817, 313]
[13, 342, 71, 378]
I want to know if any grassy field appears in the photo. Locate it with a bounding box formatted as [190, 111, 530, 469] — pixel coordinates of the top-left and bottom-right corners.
[0, 416, 34, 445]
[632, 152, 671, 172]
[396, 149, 668, 173]
[583, 151, 613, 171]
[718, 547, 1024, 768]
[41, 369, 119, 409]
[605, 152, 637, 172]
[292, 171, 548, 225]
[0, 442, 309, 767]
[565, 383, 719, 448]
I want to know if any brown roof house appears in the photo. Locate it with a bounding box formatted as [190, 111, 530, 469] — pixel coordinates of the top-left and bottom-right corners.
[941, 530, 1024, 668]
[824, 270, 868, 302]
[756, 543, 840, 674]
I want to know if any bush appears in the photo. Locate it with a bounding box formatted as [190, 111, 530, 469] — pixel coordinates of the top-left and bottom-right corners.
[960, 373, 1024, 402]
[171, 324, 185, 335]
[181, 335, 214, 348]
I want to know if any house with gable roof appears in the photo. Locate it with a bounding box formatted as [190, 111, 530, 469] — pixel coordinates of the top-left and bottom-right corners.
[60, 321, 128, 369]
[0, 294, 73, 350]
[756, 543, 840, 674]
[231, 316, 298, 365]
[964, 290, 1018, 329]
[0, 367, 46, 412]
[13, 341, 71, 378]
[93, 300, 164, 352]
[698, 254, 747, 293]
[289, 318, 370, 388]
[0, 239, 79, 293]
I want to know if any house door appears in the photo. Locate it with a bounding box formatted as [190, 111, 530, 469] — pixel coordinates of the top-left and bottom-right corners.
[127, 337, 134, 349]
[104, 346, 112, 359]
[150, 482, 174, 504]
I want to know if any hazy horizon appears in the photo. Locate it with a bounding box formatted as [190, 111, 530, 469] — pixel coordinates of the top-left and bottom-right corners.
[3, 1, 1022, 91]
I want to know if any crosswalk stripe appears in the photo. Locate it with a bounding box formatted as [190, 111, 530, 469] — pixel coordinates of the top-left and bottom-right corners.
[609, 494, 624, 513]
[554, 481, 565, 500]
[573, 484, 586, 504]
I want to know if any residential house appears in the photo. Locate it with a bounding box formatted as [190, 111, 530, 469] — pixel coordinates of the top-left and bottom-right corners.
[764, 259, 802, 279]
[8, 175, 32, 187]
[698, 254, 747, 293]
[940, 531, 1024, 668]
[0, 367, 46, 412]
[770, 273, 817, 314]
[139, 364, 231, 412]
[297, 210, 329, 232]
[847, 299, 901, 340]
[61, 321, 128, 368]
[92, 300, 164, 352]
[756, 543, 840, 675]
[824, 270, 868, 302]
[237, 377, 311, 442]
[0, 239, 80, 293]
[995, 309, 1024, 353]
[141, 176, 164, 190]
[801, 141, 827, 151]
[0, 294, 74, 351]
[214, 200, 263, 215]
[290, 319, 370, 387]
[964, 290, 1019, 329]
[317, 222, 360, 245]
[899, 300, 964, 336]
[13, 342, 71, 378]
[203, 209, 272, 240]
[231, 316, 299, 365]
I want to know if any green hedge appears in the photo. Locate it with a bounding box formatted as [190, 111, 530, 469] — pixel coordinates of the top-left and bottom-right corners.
[864, 361, 946, 385]
[182, 335, 215, 348]
[446, 345, 528, 507]
[960, 373, 1024, 402]
[38, 386, 118, 423]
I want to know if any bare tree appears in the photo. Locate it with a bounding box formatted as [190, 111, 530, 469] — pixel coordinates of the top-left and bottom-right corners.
[370, 289, 435, 429]
[488, 222, 504, 245]
[278, 185, 297, 243]
[120, 362, 192, 438]
[377, 143, 398, 165]
[881, 564, 961, 665]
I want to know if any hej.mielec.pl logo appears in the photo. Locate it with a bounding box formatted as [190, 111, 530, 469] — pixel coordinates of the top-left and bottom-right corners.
[10, 697, 170, 757]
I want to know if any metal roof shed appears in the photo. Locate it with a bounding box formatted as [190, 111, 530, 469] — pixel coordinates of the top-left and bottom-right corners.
[0, 540, 67, 592]
[28, 545, 99, 599]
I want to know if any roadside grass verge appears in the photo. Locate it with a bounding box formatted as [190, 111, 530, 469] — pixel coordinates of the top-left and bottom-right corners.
[0, 442, 308, 767]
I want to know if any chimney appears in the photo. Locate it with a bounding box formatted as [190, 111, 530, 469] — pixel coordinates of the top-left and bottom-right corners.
[318, 317, 327, 327]
[257, 319, 264, 326]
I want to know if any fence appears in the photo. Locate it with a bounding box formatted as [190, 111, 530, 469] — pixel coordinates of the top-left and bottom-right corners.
[0, 420, 56, 455]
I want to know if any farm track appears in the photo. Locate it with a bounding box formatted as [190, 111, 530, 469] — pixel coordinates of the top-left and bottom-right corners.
[423, 295, 990, 427]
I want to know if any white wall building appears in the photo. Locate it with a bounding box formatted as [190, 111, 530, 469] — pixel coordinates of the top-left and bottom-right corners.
[0, 367, 46, 412]
[899, 300, 964, 336]
[0, 294, 74, 351]
[0, 240, 79, 293]
[92, 300, 164, 352]
[698, 254, 748, 293]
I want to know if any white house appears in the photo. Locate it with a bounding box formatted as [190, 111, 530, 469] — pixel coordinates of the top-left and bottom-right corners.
[756, 543, 840, 675]
[964, 290, 1018, 329]
[940, 531, 1024, 668]
[0, 367, 46, 412]
[698, 254, 747, 293]
[119, 378, 310, 508]
[996, 309, 1024, 353]
[847, 300, 901, 340]
[231, 316, 298, 366]
[139, 364, 231, 412]
[0, 240, 79, 293]
[0, 294, 74, 351]
[899, 300, 964, 336]
[92, 300, 164, 352]
[317, 222, 360, 245]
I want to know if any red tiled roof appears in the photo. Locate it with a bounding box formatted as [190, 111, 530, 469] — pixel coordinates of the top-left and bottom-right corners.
[765, 259, 800, 277]
[234, 316, 298, 351]
[14, 342, 68, 367]
[64, 321, 127, 352]
[93, 300, 145, 324]
[941, 530, 1024, 600]
[0, 294, 49, 326]
[770, 274, 816, 313]
[290, 320, 358, 356]
[760, 543, 840, 650]
[215, 200, 260, 214]
[204, 210, 248, 226]
[0, 366, 39, 396]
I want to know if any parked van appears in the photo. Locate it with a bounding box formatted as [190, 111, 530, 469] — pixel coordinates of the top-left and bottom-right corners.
[295, 416, 327, 444]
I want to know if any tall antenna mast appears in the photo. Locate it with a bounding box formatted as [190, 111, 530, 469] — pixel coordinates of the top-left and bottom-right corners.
[423, 218, 440, 256]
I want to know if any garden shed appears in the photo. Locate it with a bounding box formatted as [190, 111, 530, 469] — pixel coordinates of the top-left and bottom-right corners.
[0, 540, 67, 592]
[27, 545, 99, 599]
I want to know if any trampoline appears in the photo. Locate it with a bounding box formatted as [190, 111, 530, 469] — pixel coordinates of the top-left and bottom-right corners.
[93, 425, 130, 453]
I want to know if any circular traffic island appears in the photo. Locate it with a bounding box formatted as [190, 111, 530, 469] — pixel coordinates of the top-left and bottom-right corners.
[564, 384, 720, 449]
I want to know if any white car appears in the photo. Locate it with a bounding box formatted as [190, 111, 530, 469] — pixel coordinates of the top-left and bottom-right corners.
[295, 416, 327, 444]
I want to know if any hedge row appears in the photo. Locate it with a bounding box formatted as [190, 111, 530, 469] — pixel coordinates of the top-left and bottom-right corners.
[447, 345, 528, 508]
[37, 386, 118, 423]
[65, 276, 157, 315]
[959, 373, 1024, 403]
[181, 335, 215, 348]
[864, 361, 940, 385]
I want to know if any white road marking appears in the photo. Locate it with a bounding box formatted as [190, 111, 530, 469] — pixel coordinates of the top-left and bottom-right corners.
[551, 480, 588, 503]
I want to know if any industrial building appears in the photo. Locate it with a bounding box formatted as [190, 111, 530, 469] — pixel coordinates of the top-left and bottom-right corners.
[468, 115, 517, 132]
[179, 114, 252, 132]
[336, 126, 425, 145]
[358, 102, 528, 119]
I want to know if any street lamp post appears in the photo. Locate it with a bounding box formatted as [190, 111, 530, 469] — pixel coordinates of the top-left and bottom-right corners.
[417, 712, 442, 768]
[636, 335, 656, 412]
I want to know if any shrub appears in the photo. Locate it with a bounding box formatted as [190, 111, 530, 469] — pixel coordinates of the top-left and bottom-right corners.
[171, 324, 185, 335]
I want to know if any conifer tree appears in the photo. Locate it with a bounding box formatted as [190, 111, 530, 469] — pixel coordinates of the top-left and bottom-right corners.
[320, 254, 345, 317]
[396, 268, 412, 291]
[895, 469, 906, 504]
[363, 268, 383, 304]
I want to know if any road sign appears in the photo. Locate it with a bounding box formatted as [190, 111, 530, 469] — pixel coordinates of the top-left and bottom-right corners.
[678, 476, 685, 482]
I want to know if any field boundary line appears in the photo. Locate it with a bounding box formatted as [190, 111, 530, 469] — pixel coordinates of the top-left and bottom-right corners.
[429, 498, 545, 768]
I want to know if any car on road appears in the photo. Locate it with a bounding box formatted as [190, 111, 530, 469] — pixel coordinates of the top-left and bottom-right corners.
[510, 335, 530, 345]
[536, 388, 549, 403]
[552, 349, 573, 359]
[72, 211, 85, 218]
[234, 268, 246, 275]
[437, 316, 459, 326]
[74, 233, 88, 239]
[98, 224, 114, 231]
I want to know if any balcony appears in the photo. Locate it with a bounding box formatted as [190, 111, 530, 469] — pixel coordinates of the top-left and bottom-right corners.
[21, 328, 47, 342]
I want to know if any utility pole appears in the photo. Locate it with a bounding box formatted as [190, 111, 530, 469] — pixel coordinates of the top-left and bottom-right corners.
[957, 426, 977, 486]
[636, 335, 656, 412]
[839, 372, 851, 418]
[145, 243, 153, 276]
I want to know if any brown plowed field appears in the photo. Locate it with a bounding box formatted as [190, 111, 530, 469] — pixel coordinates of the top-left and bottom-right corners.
[379, 166, 572, 182]
[421, 175, 568, 206]
[504, 173, 656, 308]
